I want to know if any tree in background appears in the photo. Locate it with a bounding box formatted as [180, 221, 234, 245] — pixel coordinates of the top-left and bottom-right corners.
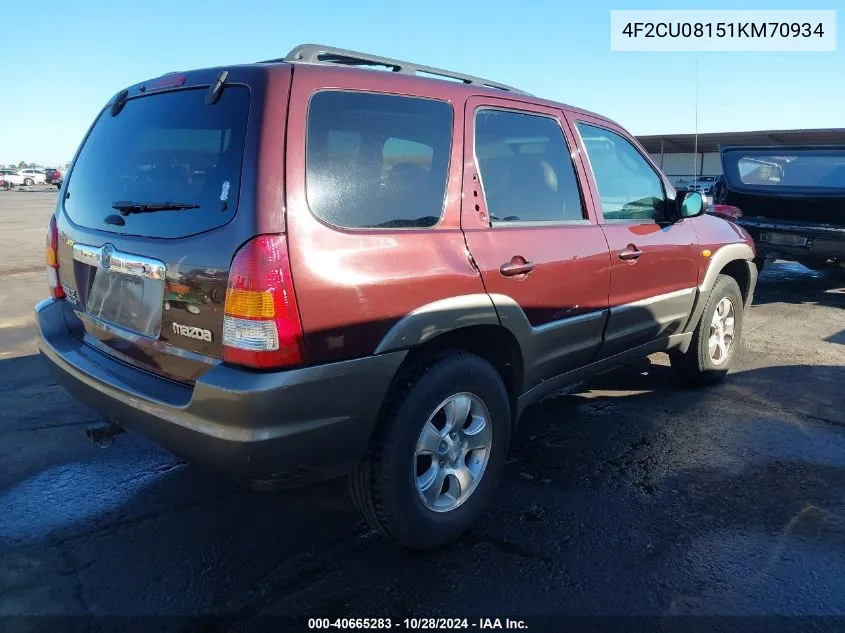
[17, 161, 26, 168]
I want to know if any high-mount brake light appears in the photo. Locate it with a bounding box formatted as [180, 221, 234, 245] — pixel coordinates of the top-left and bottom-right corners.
[141, 74, 187, 92]
[222, 235, 305, 369]
[46, 215, 65, 300]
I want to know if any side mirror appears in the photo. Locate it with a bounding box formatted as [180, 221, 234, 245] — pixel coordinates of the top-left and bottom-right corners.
[679, 191, 704, 218]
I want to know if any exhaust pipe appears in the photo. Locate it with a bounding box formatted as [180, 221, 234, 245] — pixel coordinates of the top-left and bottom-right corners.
[85, 421, 125, 447]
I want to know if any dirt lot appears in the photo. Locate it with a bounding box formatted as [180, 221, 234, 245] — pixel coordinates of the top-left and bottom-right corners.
[1, 189, 844, 630]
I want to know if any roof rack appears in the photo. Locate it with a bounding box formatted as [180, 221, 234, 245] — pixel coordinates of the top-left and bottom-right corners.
[259, 44, 529, 95]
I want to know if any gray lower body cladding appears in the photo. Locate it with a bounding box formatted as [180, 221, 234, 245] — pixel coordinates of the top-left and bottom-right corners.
[35, 298, 406, 484]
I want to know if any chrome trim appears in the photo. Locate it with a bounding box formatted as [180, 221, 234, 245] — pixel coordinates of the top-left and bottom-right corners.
[73, 243, 166, 280]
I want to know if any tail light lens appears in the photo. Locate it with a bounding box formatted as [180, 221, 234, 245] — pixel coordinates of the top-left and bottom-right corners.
[222, 235, 304, 369]
[46, 215, 65, 300]
[711, 204, 743, 221]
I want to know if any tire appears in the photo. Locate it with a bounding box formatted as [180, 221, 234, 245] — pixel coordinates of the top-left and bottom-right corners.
[55, 183, 61, 190]
[24, 178, 34, 186]
[671, 274, 744, 387]
[350, 351, 511, 549]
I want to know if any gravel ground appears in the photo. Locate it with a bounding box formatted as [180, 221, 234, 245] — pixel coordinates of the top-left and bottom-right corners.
[1, 189, 844, 632]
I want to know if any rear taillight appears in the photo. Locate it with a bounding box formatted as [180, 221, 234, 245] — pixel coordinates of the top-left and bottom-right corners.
[711, 204, 743, 221]
[222, 235, 304, 369]
[46, 215, 65, 300]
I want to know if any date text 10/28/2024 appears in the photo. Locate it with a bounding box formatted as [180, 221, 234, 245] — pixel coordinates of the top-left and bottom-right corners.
[308, 618, 528, 630]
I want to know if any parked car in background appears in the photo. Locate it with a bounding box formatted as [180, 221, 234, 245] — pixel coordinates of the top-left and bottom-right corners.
[16, 168, 46, 185]
[0, 170, 25, 186]
[36, 43, 757, 549]
[691, 175, 719, 195]
[717, 145, 845, 271]
[44, 168, 65, 188]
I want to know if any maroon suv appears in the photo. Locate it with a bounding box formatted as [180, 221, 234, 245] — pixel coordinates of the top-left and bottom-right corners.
[36, 44, 757, 548]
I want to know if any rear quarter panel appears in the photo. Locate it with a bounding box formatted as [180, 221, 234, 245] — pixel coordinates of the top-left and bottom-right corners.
[284, 66, 486, 364]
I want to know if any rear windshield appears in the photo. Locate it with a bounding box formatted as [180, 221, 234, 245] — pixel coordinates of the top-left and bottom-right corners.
[723, 148, 845, 192]
[64, 87, 249, 238]
[306, 91, 453, 229]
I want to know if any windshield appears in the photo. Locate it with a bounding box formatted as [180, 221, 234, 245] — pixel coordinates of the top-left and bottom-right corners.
[722, 148, 845, 193]
[64, 86, 250, 238]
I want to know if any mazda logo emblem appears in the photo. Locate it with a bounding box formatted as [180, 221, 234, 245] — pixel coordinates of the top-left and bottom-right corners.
[101, 244, 114, 269]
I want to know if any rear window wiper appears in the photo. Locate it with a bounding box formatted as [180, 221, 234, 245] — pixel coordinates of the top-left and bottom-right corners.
[112, 200, 200, 215]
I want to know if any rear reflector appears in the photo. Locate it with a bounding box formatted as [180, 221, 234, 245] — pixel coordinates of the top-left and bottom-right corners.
[222, 235, 304, 369]
[46, 215, 65, 300]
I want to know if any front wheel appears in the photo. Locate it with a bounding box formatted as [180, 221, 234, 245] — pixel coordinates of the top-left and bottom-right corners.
[24, 178, 34, 186]
[351, 352, 511, 549]
[671, 274, 744, 386]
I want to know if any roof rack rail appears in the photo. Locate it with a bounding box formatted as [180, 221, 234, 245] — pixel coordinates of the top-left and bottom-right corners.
[260, 43, 529, 95]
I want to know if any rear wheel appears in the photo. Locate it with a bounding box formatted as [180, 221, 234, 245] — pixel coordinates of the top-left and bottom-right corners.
[24, 178, 34, 186]
[671, 274, 744, 386]
[351, 352, 510, 549]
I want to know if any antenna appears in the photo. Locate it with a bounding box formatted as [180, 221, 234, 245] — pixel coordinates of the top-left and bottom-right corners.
[693, 57, 699, 188]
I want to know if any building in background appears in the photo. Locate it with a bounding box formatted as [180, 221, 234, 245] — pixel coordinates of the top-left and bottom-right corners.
[636, 128, 845, 189]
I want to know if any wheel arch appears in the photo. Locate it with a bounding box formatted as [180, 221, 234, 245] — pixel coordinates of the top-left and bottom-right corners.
[680, 243, 757, 349]
[374, 295, 527, 414]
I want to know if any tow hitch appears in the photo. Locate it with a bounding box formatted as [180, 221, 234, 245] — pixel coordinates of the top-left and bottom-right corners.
[85, 421, 125, 448]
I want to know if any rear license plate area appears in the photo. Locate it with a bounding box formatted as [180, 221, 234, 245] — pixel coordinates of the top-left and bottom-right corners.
[72, 244, 166, 339]
[759, 232, 809, 247]
[86, 268, 165, 338]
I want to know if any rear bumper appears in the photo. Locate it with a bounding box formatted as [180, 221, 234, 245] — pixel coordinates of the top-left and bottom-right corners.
[35, 298, 406, 485]
[738, 218, 845, 261]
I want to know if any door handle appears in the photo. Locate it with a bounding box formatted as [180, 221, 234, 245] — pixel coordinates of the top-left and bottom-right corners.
[618, 245, 643, 261]
[500, 258, 535, 277]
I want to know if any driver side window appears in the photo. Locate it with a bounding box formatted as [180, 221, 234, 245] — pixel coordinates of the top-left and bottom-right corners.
[577, 123, 666, 222]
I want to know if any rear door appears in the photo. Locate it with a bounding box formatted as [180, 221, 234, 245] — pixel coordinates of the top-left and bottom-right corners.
[568, 114, 699, 358]
[461, 97, 611, 389]
[55, 65, 286, 383]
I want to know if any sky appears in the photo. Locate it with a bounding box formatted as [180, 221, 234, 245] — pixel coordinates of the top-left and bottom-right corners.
[0, 0, 841, 166]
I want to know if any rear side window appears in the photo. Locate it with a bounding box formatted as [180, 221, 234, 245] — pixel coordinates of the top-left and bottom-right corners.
[474, 109, 585, 224]
[65, 87, 249, 239]
[306, 91, 453, 229]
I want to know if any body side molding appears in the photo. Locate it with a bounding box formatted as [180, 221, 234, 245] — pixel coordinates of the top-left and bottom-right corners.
[374, 293, 609, 395]
[516, 332, 693, 416]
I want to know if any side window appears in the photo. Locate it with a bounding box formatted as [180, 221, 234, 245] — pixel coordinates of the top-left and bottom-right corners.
[576, 123, 666, 222]
[306, 91, 453, 229]
[474, 109, 585, 223]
